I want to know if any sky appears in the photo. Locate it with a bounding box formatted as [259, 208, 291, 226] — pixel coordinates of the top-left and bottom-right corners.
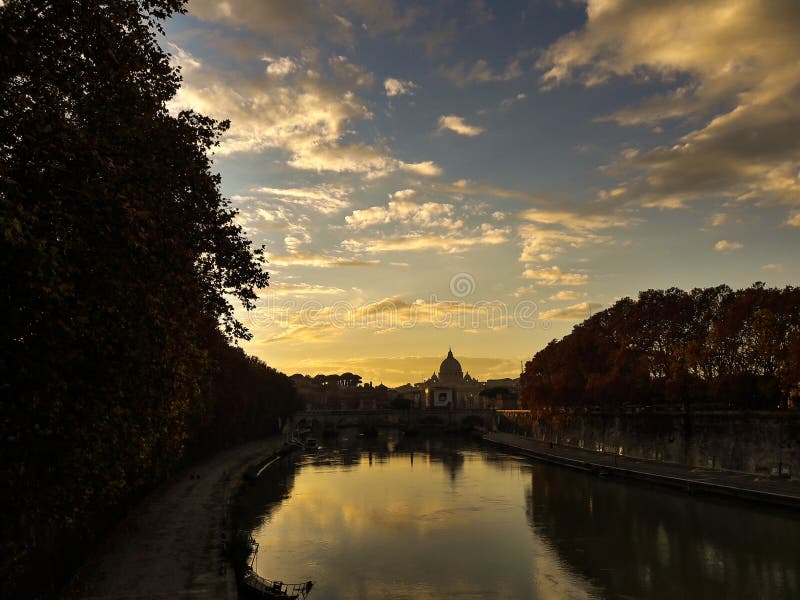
[164, 0, 800, 386]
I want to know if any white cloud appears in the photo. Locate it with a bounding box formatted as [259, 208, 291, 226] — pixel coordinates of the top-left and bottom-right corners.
[549, 290, 587, 301]
[787, 213, 800, 227]
[401, 161, 443, 177]
[520, 209, 632, 231]
[390, 189, 416, 200]
[286, 143, 386, 174]
[522, 266, 589, 286]
[230, 198, 311, 238]
[761, 263, 784, 272]
[537, 0, 800, 217]
[254, 185, 351, 214]
[333, 13, 353, 29]
[342, 224, 510, 254]
[384, 78, 416, 96]
[169, 52, 371, 158]
[714, 240, 744, 252]
[345, 200, 459, 230]
[168, 43, 202, 74]
[708, 212, 728, 227]
[283, 233, 309, 253]
[434, 179, 542, 201]
[264, 282, 347, 296]
[168, 46, 439, 178]
[517, 207, 632, 263]
[540, 302, 603, 321]
[264, 56, 297, 77]
[518, 226, 589, 263]
[437, 115, 485, 137]
[269, 251, 380, 268]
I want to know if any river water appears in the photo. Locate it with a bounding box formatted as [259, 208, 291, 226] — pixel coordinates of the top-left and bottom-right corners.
[237, 432, 800, 600]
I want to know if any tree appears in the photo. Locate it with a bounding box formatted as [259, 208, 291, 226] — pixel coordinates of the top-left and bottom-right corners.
[0, 1, 278, 595]
[520, 284, 800, 414]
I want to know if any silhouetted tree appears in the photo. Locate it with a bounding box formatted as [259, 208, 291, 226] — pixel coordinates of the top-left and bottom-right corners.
[0, 1, 295, 596]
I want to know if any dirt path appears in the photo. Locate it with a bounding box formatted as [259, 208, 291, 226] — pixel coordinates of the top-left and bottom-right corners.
[63, 437, 284, 600]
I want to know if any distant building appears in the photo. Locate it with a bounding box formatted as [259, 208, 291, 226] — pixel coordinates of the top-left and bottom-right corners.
[293, 351, 520, 411]
[416, 349, 492, 409]
[391, 383, 425, 408]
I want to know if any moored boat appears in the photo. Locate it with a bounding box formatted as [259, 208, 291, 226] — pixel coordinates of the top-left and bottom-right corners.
[239, 534, 314, 599]
[241, 569, 314, 599]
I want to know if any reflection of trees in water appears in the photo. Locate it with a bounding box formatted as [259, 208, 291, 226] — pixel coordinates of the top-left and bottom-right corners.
[235, 457, 298, 535]
[239, 434, 473, 532]
[481, 448, 527, 472]
[406, 435, 467, 482]
[525, 466, 800, 599]
[333, 432, 470, 481]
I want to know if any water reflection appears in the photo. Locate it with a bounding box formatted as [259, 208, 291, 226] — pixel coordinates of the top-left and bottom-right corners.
[236, 433, 800, 600]
[526, 465, 800, 599]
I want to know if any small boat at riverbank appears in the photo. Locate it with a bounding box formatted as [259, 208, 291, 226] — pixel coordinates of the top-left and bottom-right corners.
[239, 535, 314, 599]
[241, 569, 314, 599]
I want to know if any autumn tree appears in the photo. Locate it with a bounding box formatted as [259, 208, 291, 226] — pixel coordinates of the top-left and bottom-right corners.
[521, 285, 800, 413]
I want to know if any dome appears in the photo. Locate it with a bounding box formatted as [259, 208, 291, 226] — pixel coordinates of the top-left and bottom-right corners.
[438, 349, 463, 383]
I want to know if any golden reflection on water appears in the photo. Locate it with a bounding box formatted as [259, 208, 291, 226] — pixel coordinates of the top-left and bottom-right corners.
[243, 436, 800, 600]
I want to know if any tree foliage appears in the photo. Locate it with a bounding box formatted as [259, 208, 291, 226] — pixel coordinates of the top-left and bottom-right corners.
[0, 1, 298, 596]
[295, 372, 365, 388]
[521, 285, 800, 412]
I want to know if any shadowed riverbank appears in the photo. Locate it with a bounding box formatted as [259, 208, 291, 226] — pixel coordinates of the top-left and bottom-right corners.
[485, 432, 800, 508]
[63, 437, 284, 600]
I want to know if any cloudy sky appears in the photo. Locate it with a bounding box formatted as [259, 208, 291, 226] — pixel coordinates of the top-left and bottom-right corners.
[165, 0, 800, 385]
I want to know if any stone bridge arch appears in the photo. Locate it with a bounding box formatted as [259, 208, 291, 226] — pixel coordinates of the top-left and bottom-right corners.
[288, 408, 498, 434]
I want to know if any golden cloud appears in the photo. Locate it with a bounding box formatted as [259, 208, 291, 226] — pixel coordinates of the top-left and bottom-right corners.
[253, 185, 351, 214]
[540, 302, 603, 321]
[345, 200, 459, 230]
[168, 45, 441, 177]
[714, 240, 743, 252]
[538, 0, 800, 217]
[341, 224, 510, 254]
[522, 266, 589, 286]
[268, 251, 381, 268]
[384, 77, 416, 96]
[549, 290, 587, 301]
[437, 115, 485, 137]
[249, 295, 534, 347]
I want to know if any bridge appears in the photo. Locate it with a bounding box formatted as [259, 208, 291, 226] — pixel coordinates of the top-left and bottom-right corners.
[289, 408, 499, 432]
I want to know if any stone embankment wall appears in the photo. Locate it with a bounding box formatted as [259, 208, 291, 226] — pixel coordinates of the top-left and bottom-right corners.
[504, 410, 800, 479]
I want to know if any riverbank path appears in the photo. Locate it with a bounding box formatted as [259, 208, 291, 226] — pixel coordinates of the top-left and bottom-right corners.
[63, 437, 285, 600]
[485, 432, 800, 509]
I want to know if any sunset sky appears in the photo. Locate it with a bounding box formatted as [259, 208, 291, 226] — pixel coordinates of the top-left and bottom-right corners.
[164, 0, 800, 386]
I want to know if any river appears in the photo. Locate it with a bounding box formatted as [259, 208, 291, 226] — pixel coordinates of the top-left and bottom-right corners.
[236, 432, 800, 599]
